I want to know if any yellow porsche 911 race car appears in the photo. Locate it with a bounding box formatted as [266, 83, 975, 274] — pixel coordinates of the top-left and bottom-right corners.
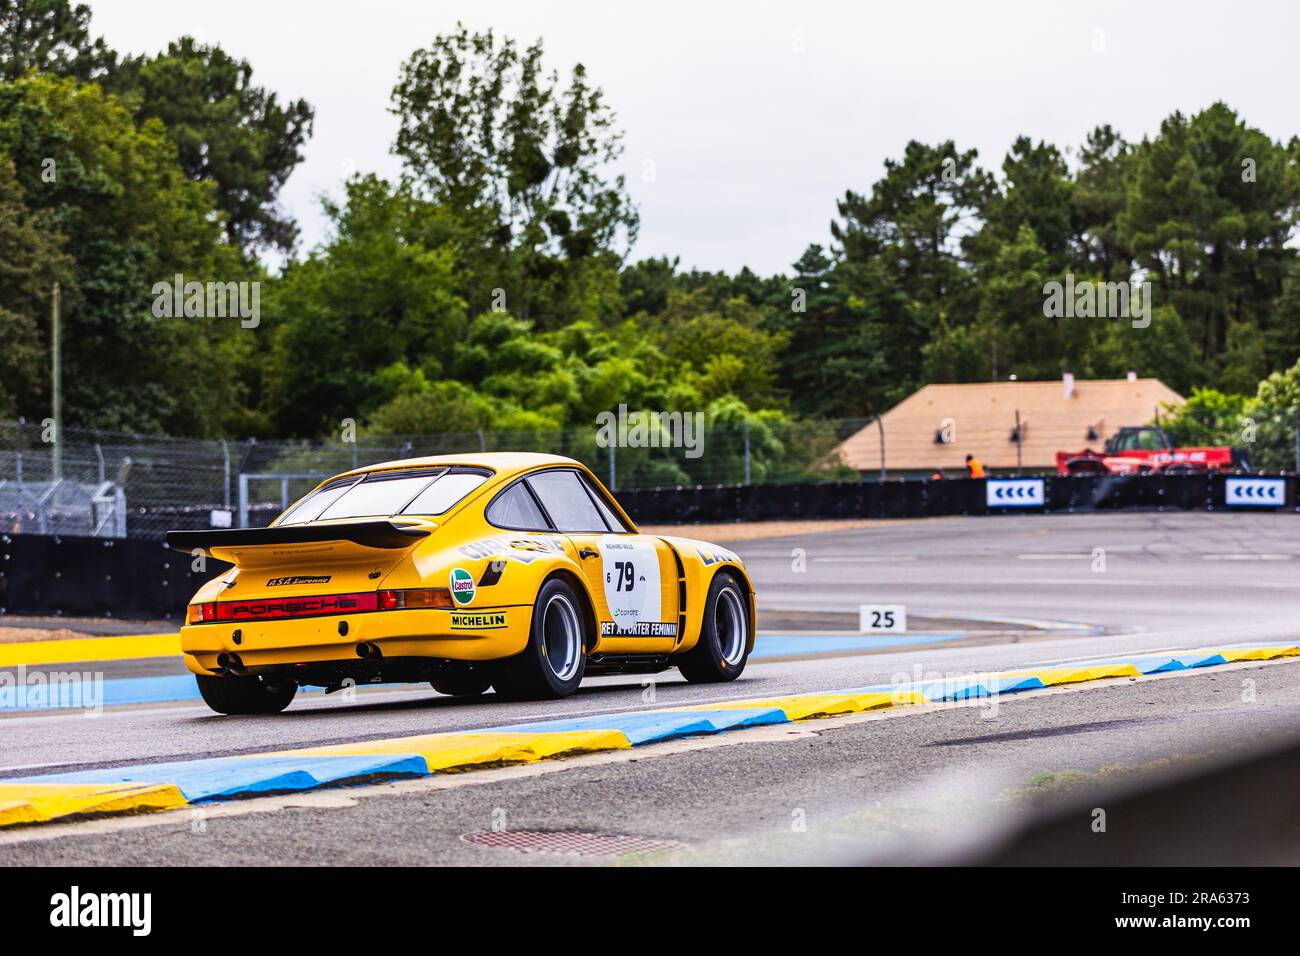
[167, 453, 755, 715]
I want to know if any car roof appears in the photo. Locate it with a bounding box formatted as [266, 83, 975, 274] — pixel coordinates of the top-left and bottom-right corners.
[333, 451, 585, 482]
[291, 451, 637, 532]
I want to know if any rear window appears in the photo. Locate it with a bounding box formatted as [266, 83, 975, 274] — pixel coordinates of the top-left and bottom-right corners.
[401, 471, 490, 515]
[278, 479, 357, 525]
[280, 467, 490, 524]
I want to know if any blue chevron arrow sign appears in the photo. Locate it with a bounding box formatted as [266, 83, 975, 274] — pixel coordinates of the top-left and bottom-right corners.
[986, 478, 1045, 508]
[1225, 477, 1285, 508]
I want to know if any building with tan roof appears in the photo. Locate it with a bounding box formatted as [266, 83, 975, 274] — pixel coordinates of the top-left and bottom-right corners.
[835, 376, 1186, 475]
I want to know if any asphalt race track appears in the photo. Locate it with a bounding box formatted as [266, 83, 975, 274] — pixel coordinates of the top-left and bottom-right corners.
[4, 511, 1300, 865]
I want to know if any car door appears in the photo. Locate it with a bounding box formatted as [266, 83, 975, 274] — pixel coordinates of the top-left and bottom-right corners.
[524, 468, 680, 654]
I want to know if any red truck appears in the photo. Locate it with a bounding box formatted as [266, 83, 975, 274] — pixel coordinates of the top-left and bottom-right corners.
[1056, 426, 1248, 476]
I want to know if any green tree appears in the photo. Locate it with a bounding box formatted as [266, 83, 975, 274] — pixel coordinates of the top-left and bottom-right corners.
[1119, 104, 1298, 378]
[365, 378, 561, 435]
[0, 157, 76, 417]
[391, 25, 637, 326]
[619, 256, 678, 317]
[1085, 306, 1204, 394]
[975, 136, 1075, 268]
[832, 140, 994, 391]
[262, 175, 467, 436]
[649, 289, 788, 410]
[1159, 386, 1250, 446]
[0, 0, 115, 82]
[1072, 125, 1134, 280]
[1263, 261, 1300, 374]
[833, 141, 993, 307]
[778, 245, 888, 417]
[110, 37, 315, 255]
[969, 224, 1060, 380]
[1162, 363, 1300, 470]
[0, 73, 244, 434]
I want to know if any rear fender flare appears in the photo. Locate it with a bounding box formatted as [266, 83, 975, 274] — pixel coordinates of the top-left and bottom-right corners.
[661, 538, 756, 656]
[541, 568, 600, 653]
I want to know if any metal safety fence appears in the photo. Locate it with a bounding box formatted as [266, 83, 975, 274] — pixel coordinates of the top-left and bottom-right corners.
[1, 407, 1295, 540]
[4, 472, 1296, 619]
[0, 417, 870, 538]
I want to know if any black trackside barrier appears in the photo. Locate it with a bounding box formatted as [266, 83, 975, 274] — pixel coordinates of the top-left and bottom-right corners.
[0, 533, 231, 620]
[616, 477, 988, 524]
[616, 473, 1300, 525]
[1, 474, 1296, 619]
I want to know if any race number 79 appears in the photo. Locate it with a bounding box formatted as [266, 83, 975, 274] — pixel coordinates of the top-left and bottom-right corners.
[612, 560, 636, 592]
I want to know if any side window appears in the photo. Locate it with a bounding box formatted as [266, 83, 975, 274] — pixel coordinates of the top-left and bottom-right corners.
[526, 470, 609, 533]
[486, 483, 550, 530]
[581, 475, 630, 533]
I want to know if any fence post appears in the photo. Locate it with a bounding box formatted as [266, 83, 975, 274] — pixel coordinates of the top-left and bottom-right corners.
[94, 443, 105, 484]
[113, 485, 126, 538]
[221, 439, 230, 509]
[51, 282, 62, 482]
[1294, 407, 1299, 474]
[15, 416, 23, 485]
[238, 473, 249, 529]
[742, 418, 751, 485]
[1015, 409, 1023, 475]
[877, 414, 886, 482]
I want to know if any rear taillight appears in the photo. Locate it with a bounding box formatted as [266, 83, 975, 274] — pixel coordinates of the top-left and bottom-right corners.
[187, 602, 217, 624]
[378, 587, 453, 609]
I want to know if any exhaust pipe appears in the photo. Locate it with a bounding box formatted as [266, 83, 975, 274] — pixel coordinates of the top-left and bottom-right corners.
[355, 642, 383, 660]
[216, 652, 247, 675]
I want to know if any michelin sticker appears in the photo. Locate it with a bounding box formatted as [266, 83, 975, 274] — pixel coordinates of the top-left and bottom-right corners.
[599, 536, 662, 635]
[451, 611, 506, 629]
[449, 567, 476, 606]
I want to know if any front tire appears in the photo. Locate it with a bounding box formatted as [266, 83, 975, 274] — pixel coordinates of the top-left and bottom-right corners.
[492, 578, 587, 700]
[677, 571, 750, 683]
[196, 674, 297, 715]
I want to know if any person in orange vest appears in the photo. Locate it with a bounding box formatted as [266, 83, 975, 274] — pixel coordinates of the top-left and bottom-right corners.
[965, 454, 986, 478]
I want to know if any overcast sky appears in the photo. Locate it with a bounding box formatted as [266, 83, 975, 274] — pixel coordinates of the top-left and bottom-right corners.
[89, 0, 1298, 276]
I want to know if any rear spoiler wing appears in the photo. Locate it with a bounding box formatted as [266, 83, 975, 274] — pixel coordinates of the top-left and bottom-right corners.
[165, 521, 430, 557]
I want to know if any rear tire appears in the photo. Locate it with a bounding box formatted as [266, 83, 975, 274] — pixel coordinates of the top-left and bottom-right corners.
[492, 578, 587, 700]
[677, 571, 750, 683]
[430, 670, 493, 697]
[196, 674, 297, 715]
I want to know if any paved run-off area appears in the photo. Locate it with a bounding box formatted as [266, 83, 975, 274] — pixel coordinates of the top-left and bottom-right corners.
[3, 512, 1300, 864]
[4, 657, 1298, 865]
